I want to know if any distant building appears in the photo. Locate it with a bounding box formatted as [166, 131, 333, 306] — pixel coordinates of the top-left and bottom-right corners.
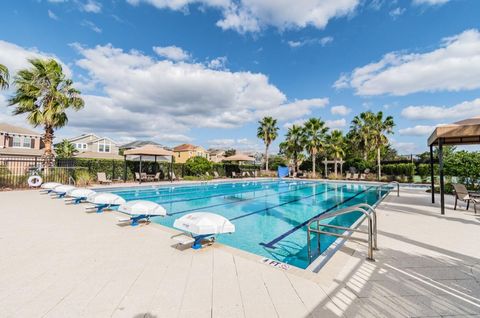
[208, 149, 226, 163]
[65, 133, 122, 160]
[0, 123, 46, 158]
[173, 144, 209, 163]
[119, 140, 162, 153]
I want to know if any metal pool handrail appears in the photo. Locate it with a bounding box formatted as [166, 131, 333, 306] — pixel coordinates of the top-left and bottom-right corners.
[306, 203, 377, 263]
[386, 181, 399, 197]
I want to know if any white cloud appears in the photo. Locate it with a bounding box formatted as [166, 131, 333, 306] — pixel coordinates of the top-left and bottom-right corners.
[81, 20, 102, 33]
[287, 36, 333, 48]
[128, 0, 360, 33]
[389, 7, 405, 19]
[392, 141, 418, 154]
[331, 105, 351, 116]
[207, 56, 227, 69]
[334, 29, 480, 96]
[72, 43, 326, 139]
[325, 118, 346, 128]
[283, 118, 307, 129]
[80, 0, 102, 13]
[153, 45, 190, 61]
[0, 40, 72, 77]
[208, 138, 260, 151]
[398, 125, 435, 136]
[47, 9, 59, 20]
[413, 0, 450, 5]
[255, 98, 328, 122]
[401, 98, 480, 120]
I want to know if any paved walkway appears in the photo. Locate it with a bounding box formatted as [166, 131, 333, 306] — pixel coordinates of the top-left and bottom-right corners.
[0, 188, 479, 317]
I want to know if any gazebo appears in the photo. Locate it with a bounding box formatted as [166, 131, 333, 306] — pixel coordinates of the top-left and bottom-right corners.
[123, 145, 174, 183]
[323, 159, 345, 178]
[221, 153, 256, 164]
[427, 116, 480, 215]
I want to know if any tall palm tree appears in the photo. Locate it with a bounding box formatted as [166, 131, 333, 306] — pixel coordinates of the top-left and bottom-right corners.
[9, 58, 84, 167]
[370, 111, 395, 180]
[0, 64, 9, 90]
[280, 125, 305, 173]
[257, 116, 279, 171]
[350, 112, 373, 160]
[54, 139, 78, 159]
[326, 130, 346, 176]
[303, 118, 328, 178]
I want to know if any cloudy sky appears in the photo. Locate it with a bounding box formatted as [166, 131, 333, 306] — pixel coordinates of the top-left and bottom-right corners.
[0, 0, 479, 153]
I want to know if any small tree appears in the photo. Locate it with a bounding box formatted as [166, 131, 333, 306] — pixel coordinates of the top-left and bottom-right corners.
[185, 156, 212, 176]
[55, 139, 77, 159]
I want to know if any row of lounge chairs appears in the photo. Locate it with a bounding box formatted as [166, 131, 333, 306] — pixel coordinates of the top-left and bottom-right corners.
[231, 171, 256, 178]
[39, 182, 235, 249]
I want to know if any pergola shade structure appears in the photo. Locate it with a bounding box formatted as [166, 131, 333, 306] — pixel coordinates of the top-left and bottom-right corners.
[427, 117, 480, 215]
[222, 153, 256, 163]
[123, 145, 174, 183]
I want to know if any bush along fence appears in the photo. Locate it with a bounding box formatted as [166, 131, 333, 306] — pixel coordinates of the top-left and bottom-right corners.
[59, 158, 259, 184]
[0, 156, 260, 189]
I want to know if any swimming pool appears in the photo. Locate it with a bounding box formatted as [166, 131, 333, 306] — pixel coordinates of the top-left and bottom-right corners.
[108, 180, 390, 269]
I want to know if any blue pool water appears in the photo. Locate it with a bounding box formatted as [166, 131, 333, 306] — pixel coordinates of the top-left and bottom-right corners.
[108, 180, 390, 269]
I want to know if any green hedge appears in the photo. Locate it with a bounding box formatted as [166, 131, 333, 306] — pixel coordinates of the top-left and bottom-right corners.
[67, 158, 259, 182]
[382, 163, 416, 177]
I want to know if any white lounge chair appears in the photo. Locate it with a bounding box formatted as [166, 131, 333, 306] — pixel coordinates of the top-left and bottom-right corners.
[117, 200, 167, 226]
[86, 193, 126, 213]
[172, 212, 235, 249]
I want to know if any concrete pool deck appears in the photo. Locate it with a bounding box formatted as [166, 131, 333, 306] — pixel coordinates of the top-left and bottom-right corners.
[0, 187, 479, 317]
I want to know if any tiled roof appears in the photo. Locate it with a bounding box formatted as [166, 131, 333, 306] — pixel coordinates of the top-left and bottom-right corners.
[173, 144, 198, 151]
[0, 123, 41, 136]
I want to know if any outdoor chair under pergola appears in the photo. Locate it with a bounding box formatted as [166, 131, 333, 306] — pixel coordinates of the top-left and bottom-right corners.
[428, 116, 480, 215]
[123, 145, 174, 183]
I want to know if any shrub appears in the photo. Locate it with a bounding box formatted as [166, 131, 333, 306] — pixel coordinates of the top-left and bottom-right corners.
[74, 169, 93, 186]
[185, 156, 212, 176]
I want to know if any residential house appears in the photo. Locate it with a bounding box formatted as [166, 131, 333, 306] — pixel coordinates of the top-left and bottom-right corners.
[173, 144, 209, 163]
[0, 123, 47, 174]
[0, 123, 45, 158]
[66, 133, 122, 160]
[207, 149, 226, 163]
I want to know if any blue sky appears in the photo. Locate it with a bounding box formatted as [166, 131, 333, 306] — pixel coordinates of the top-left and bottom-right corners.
[1, 0, 479, 154]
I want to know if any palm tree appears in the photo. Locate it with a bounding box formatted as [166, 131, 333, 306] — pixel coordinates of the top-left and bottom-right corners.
[257, 117, 279, 171]
[370, 111, 395, 180]
[303, 118, 328, 178]
[0, 64, 9, 90]
[350, 112, 373, 160]
[326, 130, 346, 176]
[280, 125, 305, 173]
[55, 139, 77, 159]
[9, 58, 84, 167]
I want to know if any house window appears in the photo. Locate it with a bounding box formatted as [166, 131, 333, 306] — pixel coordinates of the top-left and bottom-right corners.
[12, 136, 32, 148]
[12, 136, 21, 148]
[75, 143, 87, 150]
[22, 138, 31, 148]
[98, 140, 111, 153]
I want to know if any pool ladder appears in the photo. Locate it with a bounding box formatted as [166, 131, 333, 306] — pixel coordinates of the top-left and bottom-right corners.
[307, 203, 378, 263]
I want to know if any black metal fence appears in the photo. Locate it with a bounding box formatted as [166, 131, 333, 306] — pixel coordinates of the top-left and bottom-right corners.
[0, 156, 73, 189]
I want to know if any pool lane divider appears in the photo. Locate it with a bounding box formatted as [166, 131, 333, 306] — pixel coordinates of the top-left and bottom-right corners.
[259, 186, 375, 249]
[167, 182, 321, 216]
[229, 185, 346, 222]
[108, 180, 282, 196]
[116, 180, 300, 201]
